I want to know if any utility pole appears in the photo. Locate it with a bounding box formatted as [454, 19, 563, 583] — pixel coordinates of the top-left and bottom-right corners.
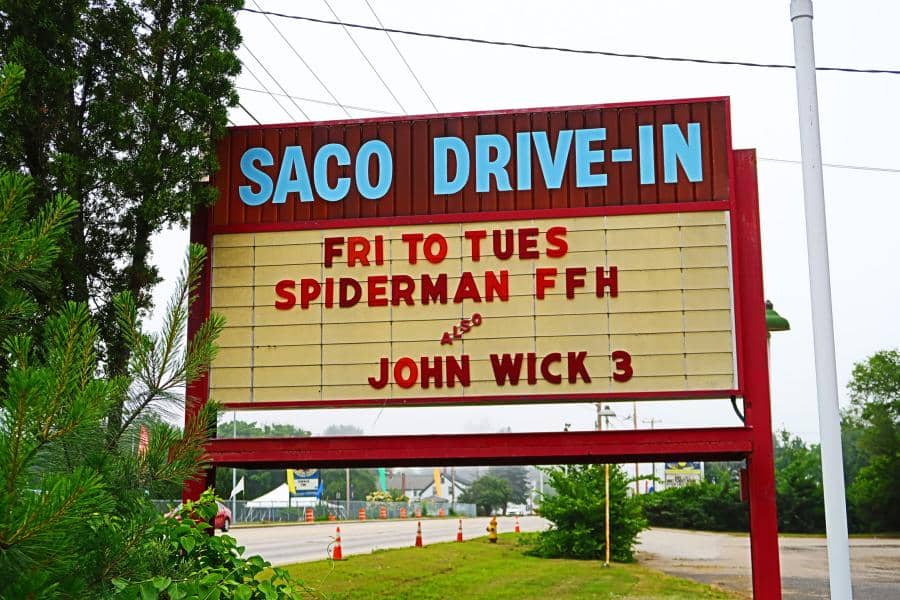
[597, 404, 616, 567]
[451, 466, 456, 510]
[790, 2, 852, 597]
[632, 401, 638, 495]
[642, 418, 662, 491]
[345, 468, 350, 518]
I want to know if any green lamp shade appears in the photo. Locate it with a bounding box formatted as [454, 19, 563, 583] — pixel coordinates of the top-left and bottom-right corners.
[765, 300, 790, 332]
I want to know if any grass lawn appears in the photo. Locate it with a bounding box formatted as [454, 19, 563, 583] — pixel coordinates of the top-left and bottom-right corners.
[274, 533, 741, 599]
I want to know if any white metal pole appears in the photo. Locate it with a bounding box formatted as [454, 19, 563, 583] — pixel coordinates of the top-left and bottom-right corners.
[232, 411, 237, 522]
[345, 467, 351, 518]
[790, 2, 852, 597]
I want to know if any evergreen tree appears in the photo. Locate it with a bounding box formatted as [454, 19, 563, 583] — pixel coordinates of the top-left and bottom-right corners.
[0, 217, 224, 597]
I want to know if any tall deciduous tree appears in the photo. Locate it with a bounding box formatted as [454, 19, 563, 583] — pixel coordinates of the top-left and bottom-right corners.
[0, 0, 241, 428]
[213, 420, 312, 500]
[844, 349, 899, 532]
[321, 469, 377, 502]
[774, 431, 825, 533]
[491, 466, 531, 506]
[459, 475, 512, 516]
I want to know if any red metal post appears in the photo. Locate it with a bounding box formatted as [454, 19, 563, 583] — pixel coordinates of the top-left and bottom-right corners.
[734, 149, 782, 599]
[183, 202, 214, 503]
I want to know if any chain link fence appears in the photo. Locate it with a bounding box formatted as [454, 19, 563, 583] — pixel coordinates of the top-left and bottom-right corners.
[151, 498, 476, 524]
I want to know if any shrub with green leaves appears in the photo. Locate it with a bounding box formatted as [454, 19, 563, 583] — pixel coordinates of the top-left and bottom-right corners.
[527, 465, 646, 562]
[111, 490, 313, 600]
[639, 481, 748, 532]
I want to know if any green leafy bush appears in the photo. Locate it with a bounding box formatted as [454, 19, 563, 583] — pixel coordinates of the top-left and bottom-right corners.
[527, 465, 646, 562]
[639, 482, 748, 532]
[111, 490, 313, 599]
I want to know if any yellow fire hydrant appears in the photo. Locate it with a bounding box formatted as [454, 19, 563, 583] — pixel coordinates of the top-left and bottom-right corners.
[486, 516, 498, 543]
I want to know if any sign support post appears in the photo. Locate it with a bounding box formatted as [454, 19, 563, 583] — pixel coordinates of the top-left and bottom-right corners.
[734, 151, 782, 600]
[790, 2, 853, 597]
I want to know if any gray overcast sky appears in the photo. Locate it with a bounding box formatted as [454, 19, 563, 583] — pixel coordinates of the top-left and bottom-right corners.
[150, 0, 899, 442]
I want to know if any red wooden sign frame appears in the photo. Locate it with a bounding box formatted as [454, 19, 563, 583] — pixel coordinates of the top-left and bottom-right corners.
[184, 98, 781, 599]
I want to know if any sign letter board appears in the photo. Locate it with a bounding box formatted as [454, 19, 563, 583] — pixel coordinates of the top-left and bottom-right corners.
[198, 97, 741, 409]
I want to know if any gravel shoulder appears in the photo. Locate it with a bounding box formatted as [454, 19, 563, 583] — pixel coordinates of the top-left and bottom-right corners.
[637, 528, 900, 599]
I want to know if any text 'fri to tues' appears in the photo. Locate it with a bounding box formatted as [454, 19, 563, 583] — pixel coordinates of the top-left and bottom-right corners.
[272, 226, 619, 310]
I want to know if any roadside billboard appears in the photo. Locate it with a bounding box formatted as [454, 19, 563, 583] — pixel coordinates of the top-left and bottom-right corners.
[286, 468, 322, 499]
[664, 461, 703, 488]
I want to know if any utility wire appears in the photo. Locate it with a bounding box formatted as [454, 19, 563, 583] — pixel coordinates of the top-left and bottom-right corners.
[362, 0, 438, 112]
[249, 0, 350, 117]
[236, 86, 396, 115]
[239, 7, 900, 76]
[321, 0, 408, 112]
[759, 157, 900, 174]
[231, 94, 900, 174]
[242, 43, 310, 120]
[237, 101, 262, 125]
[238, 57, 296, 120]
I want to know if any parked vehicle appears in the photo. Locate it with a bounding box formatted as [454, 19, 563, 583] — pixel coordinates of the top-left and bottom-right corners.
[213, 501, 232, 532]
[164, 501, 232, 532]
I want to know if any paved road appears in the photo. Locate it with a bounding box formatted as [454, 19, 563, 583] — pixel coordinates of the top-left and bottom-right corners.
[229, 516, 547, 566]
[637, 528, 900, 599]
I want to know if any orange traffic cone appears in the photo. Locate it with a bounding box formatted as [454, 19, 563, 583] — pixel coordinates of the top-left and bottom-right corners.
[515, 516, 520, 533]
[456, 519, 463, 542]
[332, 527, 343, 561]
[415, 521, 423, 547]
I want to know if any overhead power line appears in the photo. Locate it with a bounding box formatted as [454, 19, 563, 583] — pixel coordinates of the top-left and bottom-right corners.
[238, 58, 295, 120]
[362, 0, 439, 112]
[231, 93, 899, 174]
[237, 101, 261, 125]
[250, 0, 350, 117]
[321, 0, 407, 112]
[236, 86, 396, 115]
[759, 157, 900, 174]
[239, 7, 900, 75]
[242, 43, 310, 120]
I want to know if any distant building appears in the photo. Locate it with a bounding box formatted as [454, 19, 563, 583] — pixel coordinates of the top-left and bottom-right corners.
[385, 470, 470, 501]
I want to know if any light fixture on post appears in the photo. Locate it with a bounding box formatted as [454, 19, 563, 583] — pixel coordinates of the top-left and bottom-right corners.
[765, 300, 790, 334]
[764, 299, 791, 397]
[597, 404, 616, 567]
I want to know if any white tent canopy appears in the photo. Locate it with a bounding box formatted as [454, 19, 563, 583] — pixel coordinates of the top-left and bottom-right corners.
[245, 483, 319, 508]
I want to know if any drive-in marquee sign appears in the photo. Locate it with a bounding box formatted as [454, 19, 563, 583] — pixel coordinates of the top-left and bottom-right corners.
[190, 97, 784, 599]
[195, 97, 740, 408]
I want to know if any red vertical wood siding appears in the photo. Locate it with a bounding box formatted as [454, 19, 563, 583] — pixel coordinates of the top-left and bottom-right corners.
[208, 98, 731, 231]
